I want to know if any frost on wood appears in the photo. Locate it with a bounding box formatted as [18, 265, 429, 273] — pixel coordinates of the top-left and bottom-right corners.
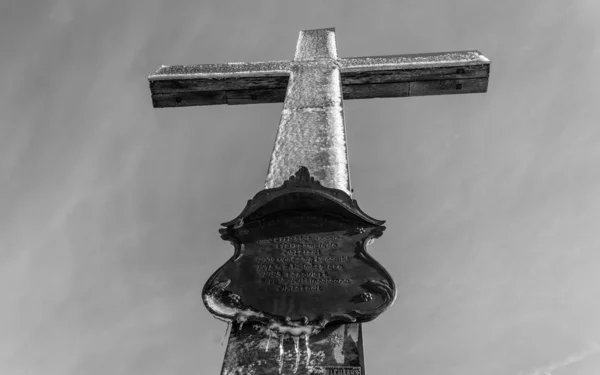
[264, 29, 350, 195]
[148, 27, 489, 109]
[294, 28, 337, 61]
[264, 61, 350, 195]
[148, 50, 489, 82]
[148, 61, 291, 80]
[338, 50, 490, 72]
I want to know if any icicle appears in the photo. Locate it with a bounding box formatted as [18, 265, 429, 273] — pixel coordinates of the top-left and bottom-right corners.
[292, 336, 300, 373]
[278, 335, 285, 374]
[239, 321, 244, 332]
[305, 333, 311, 368]
[265, 330, 273, 352]
[221, 321, 231, 347]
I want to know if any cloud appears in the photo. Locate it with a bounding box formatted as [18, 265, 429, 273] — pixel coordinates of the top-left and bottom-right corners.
[518, 343, 600, 375]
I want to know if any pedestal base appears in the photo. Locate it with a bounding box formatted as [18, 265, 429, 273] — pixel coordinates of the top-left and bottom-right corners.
[220, 322, 365, 375]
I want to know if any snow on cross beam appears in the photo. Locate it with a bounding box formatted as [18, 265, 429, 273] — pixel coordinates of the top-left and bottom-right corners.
[148, 50, 490, 108]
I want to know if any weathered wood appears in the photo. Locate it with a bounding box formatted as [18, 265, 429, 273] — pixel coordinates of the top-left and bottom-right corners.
[343, 76, 488, 100]
[150, 75, 290, 94]
[150, 64, 490, 107]
[151, 87, 288, 107]
[150, 65, 489, 108]
[409, 77, 489, 97]
[341, 63, 489, 85]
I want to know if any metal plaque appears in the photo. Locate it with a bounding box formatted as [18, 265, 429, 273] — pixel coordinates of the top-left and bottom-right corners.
[203, 167, 396, 330]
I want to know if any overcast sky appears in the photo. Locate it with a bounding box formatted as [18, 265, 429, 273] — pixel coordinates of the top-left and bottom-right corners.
[1, 1, 600, 374]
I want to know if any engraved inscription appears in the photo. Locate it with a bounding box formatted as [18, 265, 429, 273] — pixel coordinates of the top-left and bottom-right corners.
[254, 234, 351, 292]
[318, 366, 362, 375]
[205, 166, 395, 325]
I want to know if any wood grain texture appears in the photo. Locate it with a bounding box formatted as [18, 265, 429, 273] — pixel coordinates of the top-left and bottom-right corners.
[149, 64, 490, 108]
[151, 88, 288, 107]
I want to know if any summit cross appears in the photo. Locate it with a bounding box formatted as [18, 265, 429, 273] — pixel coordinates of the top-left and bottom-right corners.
[148, 27, 490, 375]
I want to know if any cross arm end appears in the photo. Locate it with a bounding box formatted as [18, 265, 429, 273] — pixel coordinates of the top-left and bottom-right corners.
[339, 50, 491, 100]
[148, 61, 292, 108]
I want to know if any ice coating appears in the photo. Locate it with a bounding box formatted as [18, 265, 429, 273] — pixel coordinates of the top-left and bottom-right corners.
[221, 322, 361, 374]
[204, 283, 331, 337]
[338, 50, 490, 72]
[203, 290, 267, 324]
[148, 50, 489, 82]
[265, 330, 273, 352]
[278, 336, 284, 373]
[264, 29, 351, 195]
[292, 336, 300, 373]
[294, 28, 337, 60]
[478, 54, 491, 62]
[305, 333, 311, 368]
[269, 322, 321, 337]
[221, 322, 231, 347]
[259, 330, 314, 374]
[148, 61, 291, 81]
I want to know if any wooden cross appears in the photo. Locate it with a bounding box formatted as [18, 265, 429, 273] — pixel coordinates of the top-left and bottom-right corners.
[149, 33, 490, 109]
[148, 27, 490, 375]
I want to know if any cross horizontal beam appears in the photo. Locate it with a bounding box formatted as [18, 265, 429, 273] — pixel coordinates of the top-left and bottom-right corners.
[148, 51, 490, 108]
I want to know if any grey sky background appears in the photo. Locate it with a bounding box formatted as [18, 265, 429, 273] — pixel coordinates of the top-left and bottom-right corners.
[1, 1, 599, 374]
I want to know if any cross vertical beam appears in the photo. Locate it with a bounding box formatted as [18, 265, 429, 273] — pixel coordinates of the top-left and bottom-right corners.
[265, 28, 351, 195]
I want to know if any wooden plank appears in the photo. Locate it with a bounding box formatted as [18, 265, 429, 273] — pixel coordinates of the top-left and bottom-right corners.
[341, 64, 489, 85]
[342, 77, 488, 100]
[343, 82, 410, 100]
[149, 63, 490, 107]
[409, 77, 489, 97]
[149, 75, 289, 94]
[151, 88, 288, 107]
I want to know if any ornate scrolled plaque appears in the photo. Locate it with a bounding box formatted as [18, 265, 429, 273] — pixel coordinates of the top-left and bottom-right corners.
[202, 167, 396, 332]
